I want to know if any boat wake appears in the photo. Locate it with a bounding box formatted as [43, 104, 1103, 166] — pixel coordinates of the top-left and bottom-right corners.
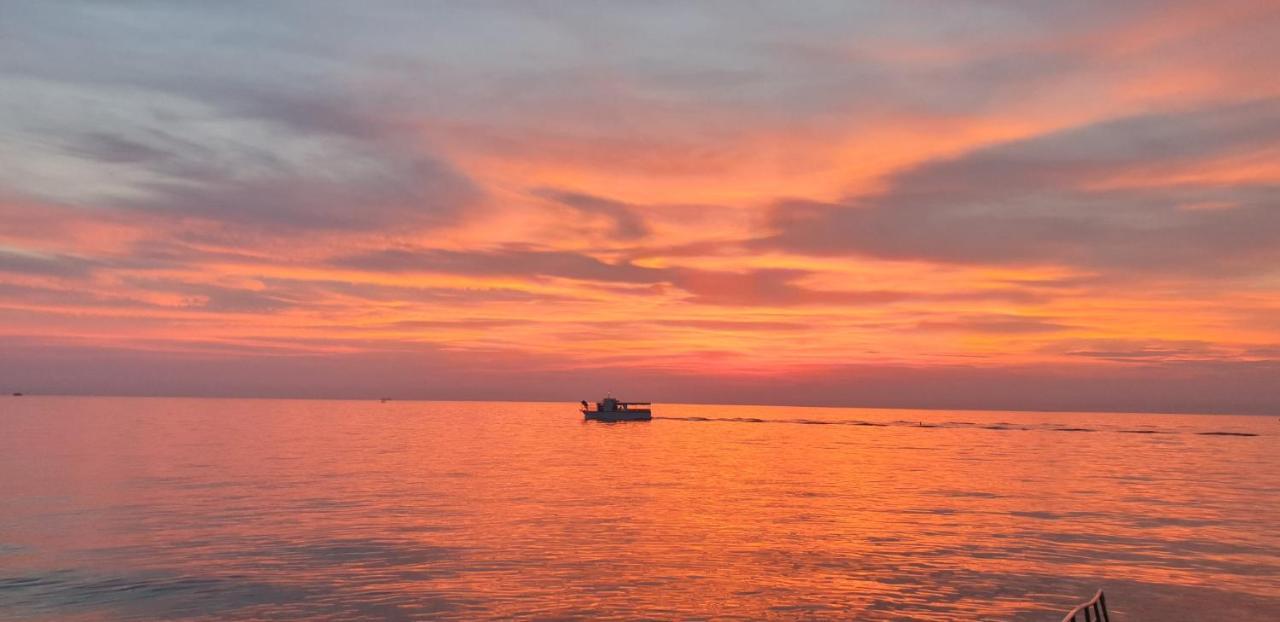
[651, 416, 1262, 437]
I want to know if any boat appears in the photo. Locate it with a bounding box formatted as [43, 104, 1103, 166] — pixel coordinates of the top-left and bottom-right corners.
[581, 396, 652, 421]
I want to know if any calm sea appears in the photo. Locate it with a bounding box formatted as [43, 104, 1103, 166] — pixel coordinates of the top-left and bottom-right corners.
[0, 397, 1276, 621]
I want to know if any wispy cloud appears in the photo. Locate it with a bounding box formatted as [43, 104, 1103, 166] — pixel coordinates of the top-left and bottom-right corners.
[761, 100, 1280, 273]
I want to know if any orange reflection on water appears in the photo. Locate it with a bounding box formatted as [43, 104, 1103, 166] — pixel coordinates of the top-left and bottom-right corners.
[0, 397, 1277, 620]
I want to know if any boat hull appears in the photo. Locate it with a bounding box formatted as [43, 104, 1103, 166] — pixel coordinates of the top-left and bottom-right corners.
[583, 409, 652, 421]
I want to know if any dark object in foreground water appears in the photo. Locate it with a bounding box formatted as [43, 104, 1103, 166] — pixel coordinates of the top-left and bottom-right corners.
[581, 396, 652, 421]
[1061, 589, 1109, 622]
[11, 392, 20, 396]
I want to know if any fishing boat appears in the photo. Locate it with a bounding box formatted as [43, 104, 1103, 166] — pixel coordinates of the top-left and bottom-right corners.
[581, 396, 652, 421]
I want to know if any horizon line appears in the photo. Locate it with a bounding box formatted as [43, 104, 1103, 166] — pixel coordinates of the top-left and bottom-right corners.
[7, 392, 1274, 418]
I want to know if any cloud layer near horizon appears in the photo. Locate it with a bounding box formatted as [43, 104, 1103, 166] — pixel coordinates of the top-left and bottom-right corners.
[2, 1, 1278, 412]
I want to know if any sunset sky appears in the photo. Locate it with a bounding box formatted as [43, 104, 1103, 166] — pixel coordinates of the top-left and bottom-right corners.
[2, 1, 1278, 413]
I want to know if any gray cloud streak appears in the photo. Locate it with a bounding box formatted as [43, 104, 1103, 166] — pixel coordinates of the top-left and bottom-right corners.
[762, 100, 1280, 274]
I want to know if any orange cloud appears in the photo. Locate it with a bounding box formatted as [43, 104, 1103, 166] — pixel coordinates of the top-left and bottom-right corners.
[1, 2, 1278, 412]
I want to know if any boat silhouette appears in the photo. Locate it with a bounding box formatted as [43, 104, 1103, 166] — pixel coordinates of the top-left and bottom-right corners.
[581, 396, 652, 421]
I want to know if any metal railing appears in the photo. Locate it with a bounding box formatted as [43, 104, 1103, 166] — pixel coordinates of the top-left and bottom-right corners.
[1061, 589, 1109, 622]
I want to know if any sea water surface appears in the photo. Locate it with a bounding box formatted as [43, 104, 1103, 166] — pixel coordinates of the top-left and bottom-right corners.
[0, 397, 1277, 621]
